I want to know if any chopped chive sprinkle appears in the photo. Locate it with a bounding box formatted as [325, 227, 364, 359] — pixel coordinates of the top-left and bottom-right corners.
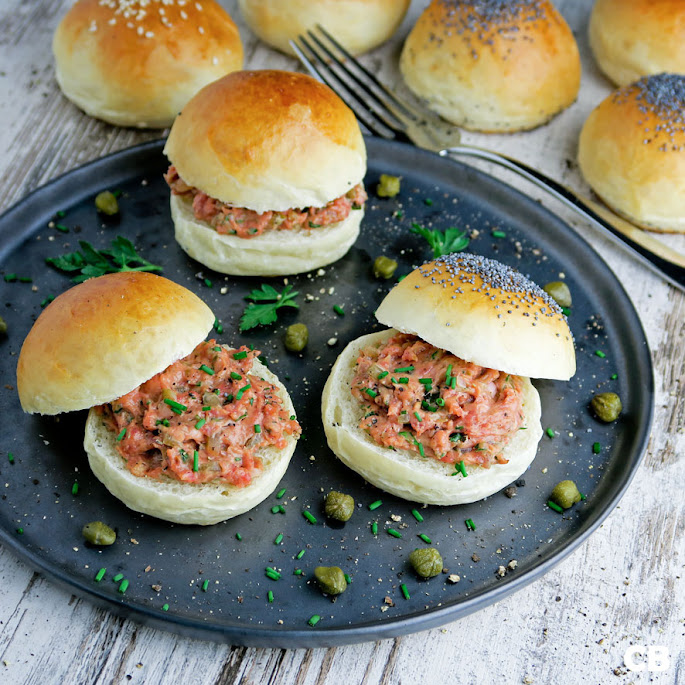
[202, 579, 209, 592]
[302, 510, 317, 524]
[40, 296, 55, 307]
[118, 579, 129, 594]
[333, 304, 345, 316]
[56, 210, 66, 218]
[387, 528, 402, 538]
[271, 505, 281, 514]
[55, 223, 70, 233]
[213, 346, 222, 352]
[610, 373, 618, 380]
[274, 533, 284, 545]
[3, 273, 16, 282]
[580, 493, 587, 501]
[400, 584, 410, 600]
[16, 528, 23, 535]
[163, 398, 187, 414]
[296, 549, 305, 560]
[193, 450, 199, 472]
[308, 615, 321, 627]
[465, 518, 476, 531]
[457, 461, 468, 478]
[113, 573, 124, 582]
[204, 278, 213, 288]
[199, 364, 214, 375]
[398, 377, 409, 384]
[411, 508, 424, 522]
[116, 428, 126, 441]
[377, 371, 389, 380]
[491, 230, 507, 238]
[71, 482, 79, 496]
[419, 378, 432, 385]
[195, 418, 206, 430]
[413, 411, 422, 422]
[276, 488, 286, 499]
[364, 387, 379, 398]
[344, 573, 352, 584]
[278, 505, 286, 514]
[561, 307, 571, 316]
[233, 350, 248, 360]
[289, 414, 296, 420]
[371, 521, 378, 536]
[546, 428, 555, 438]
[265, 568, 281, 580]
[368, 500, 382, 511]
[293, 569, 303, 575]
[162, 603, 169, 611]
[547, 500, 564, 513]
[595, 350, 606, 358]
[94, 568, 106, 582]
[424, 198, 433, 206]
[254, 424, 261, 434]
[236, 384, 251, 400]
[436, 397, 445, 407]
[419, 534, 432, 544]
[592, 441, 601, 454]
[8, 452, 14, 464]
[235, 533, 242, 541]
[214, 318, 223, 334]
[394, 365, 415, 373]
[230, 372, 242, 381]
[267, 590, 274, 603]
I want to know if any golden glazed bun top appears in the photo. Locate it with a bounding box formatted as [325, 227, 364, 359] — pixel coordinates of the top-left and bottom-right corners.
[163, 70, 367, 213]
[237, 0, 411, 56]
[17, 272, 215, 415]
[589, 0, 685, 87]
[53, 0, 244, 128]
[399, 0, 581, 132]
[578, 73, 685, 233]
[375, 253, 576, 380]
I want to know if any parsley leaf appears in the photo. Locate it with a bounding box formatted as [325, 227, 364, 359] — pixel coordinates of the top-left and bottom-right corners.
[239, 284, 300, 331]
[410, 223, 470, 258]
[46, 236, 162, 283]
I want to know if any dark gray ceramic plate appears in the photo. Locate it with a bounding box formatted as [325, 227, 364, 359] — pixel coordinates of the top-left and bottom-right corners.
[0, 139, 653, 647]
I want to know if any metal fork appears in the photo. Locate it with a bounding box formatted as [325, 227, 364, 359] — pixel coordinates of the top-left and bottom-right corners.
[290, 26, 685, 292]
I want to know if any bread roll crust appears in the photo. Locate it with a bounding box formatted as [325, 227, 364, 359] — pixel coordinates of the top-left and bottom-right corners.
[238, 0, 410, 56]
[163, 70, 366, 213]
[322, 330, 542, 505]
[17, 272, 215, 415]
[578, 74, 685, 233]
[589, 0, 685, 87]
[53, 0, 243, 128]
[375, 254, 575, 380]
[399, 0, 581, 132]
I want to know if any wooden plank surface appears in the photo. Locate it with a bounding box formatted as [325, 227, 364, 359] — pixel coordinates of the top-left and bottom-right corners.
[0, 1, 682, 683]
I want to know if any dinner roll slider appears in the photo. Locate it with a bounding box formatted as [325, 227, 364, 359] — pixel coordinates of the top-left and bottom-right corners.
[164, 70, 368, 276]
[322, 253, 575, 505]
[17, 272, 299, 525]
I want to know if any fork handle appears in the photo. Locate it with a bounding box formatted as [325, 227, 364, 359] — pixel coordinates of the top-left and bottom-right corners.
[441, 145, 685, 293]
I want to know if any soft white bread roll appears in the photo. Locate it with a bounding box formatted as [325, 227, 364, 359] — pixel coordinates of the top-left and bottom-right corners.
[170, 193, 363, 277]
[376, 253, 576, 380]
[238, 0, 411, 56]
[578, 73, 685, 233]
[84, 358, 297, 525]
[164, 70, 366, 213]
[322, 330, 543, 505]
[399, 0, 581, 132]
[589, 0, 685, 87]
[53, 0, 243, 128]
[17, 272, 215, 415]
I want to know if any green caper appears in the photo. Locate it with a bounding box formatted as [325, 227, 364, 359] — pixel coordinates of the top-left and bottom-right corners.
[543, 281, 572, 308]
[284, 323, 308, 352]
[324, 491, 355, 522]
[373, 255, 398, 280]
[550, 480, 582, 509]
[409, 547, 443, 578]
[0, 315, 7, 336]
[376, 174, 401, 198]
[314, 566, 347, 595]
[82, 521, 116, 546]
[590, 392, 622, 422]
[95, 191, 119, 216]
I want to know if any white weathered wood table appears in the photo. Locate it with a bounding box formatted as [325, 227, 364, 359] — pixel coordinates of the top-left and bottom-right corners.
[0, 1, 682, 683]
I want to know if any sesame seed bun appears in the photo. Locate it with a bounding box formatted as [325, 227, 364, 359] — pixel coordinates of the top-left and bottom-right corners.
[589, 0, 685, 87]
[399, 0, 581, 132]
[375, 254, 576, 380]
[578, 74, 685, 234]
[17, 272, 215, 415]
[52, 0, 243, 128]
[321, 329, 543, 505]
[237, 0, 411, 56]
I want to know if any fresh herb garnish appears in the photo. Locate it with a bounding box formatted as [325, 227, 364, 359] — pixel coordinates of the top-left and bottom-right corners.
[239, 283, 299, 331]
[46, 236, 162, 283]
[410, 223, 470, 258]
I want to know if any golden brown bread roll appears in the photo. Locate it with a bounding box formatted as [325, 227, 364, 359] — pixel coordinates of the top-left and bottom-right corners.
[399, 0, 581, 132]
[53, 0, 243, 128]
[578, 73, 685, 233]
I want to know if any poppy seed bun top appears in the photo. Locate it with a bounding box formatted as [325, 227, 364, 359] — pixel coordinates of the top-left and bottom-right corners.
[52, 0, 244, 128]
[237, 0, 411, 56]
[399, 0, 581, 132]
[17, 272, 215, 415]
[375, 254, 575, 380]
[589, 0, 685, 87]
[578, 73, 685, 233]
[163, 70, 367, 213]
